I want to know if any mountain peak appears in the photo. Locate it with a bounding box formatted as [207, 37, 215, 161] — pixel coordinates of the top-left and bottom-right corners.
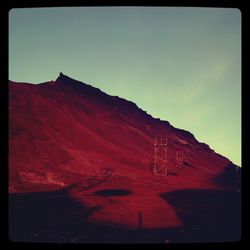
[54, 73, 110, 102]
[56, 72, 78, 83]
[55, 72, 92, 90]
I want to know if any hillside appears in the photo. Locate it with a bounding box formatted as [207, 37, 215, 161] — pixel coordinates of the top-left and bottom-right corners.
[8, 73, 241, 243]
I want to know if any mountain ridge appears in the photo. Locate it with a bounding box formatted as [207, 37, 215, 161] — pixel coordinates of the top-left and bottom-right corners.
[53, 73, 229, 158]
[9, 73, 241, 237]
[8, 73, 234, 161]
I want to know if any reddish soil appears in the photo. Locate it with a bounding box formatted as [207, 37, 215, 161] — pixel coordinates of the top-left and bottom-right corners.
[8, 73, 241, 243]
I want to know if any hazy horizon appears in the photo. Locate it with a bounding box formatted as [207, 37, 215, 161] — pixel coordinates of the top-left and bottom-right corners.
[9, 7, 241, 166]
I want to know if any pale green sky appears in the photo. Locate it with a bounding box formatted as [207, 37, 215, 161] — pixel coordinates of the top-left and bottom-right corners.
[9, 7, 241, 166]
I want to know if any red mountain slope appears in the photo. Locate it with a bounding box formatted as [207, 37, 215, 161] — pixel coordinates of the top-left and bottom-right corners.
[9, 73, 240, 233]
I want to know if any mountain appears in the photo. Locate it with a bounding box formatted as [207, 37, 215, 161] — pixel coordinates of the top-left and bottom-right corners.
[8, 73, 241, 243]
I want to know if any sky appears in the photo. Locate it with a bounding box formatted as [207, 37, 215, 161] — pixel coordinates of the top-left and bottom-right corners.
[9, 7, 241, 166]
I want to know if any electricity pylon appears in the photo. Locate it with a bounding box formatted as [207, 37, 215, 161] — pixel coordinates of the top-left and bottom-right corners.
[176, 151, 184, 168]
[153, 137, 168, 178]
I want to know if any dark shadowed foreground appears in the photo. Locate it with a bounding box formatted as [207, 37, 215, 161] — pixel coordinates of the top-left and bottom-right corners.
[9, 187, 241, 243]
[160, 189, 241, 243]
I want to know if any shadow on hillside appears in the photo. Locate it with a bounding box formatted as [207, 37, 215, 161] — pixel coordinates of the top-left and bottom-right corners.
[160, 189, 241, 243]
[9, 188, 173, 243]
[8, 188, 182, 244]
[93, 189, 132, 196]
[9, 187, 241, 243]
[213, 163, 241, 190]
[9, 189, 102, 243]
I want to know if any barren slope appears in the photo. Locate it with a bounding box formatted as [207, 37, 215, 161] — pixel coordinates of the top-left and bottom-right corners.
[8, 73, 241, 242]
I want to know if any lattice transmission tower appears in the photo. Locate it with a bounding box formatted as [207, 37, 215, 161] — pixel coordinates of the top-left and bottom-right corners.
[55, 168, 66, 186]
[153, 137, 168, 178]
[176, 151, 184, 168]
[70, 168, 114, 192]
